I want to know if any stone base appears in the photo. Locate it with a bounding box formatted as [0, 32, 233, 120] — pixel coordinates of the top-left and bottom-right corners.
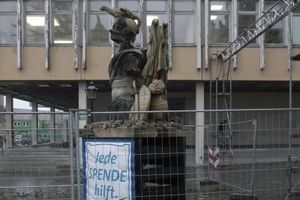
[82, 120, 184, 138]
[81, 122, 186, 199]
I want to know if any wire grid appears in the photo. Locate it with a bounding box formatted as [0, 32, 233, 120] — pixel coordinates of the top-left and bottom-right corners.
[81, 109, 300, 200]
[0, 112, 73, 200]
[0, 109, 299, 200]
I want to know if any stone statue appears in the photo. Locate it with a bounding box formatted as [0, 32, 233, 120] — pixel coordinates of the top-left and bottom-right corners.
[101, 6, 146, 112]
[101, 6, 169, 122]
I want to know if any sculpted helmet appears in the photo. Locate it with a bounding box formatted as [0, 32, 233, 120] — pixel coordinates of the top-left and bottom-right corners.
[100, 6, 141, 43]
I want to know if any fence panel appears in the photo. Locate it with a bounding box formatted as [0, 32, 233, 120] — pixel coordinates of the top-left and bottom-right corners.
[0, 109, 300, 200]
[0, 111, 72, 200]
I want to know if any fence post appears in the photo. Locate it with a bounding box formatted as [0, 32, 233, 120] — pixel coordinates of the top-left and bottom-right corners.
[251, 120, 257, 196]
[50, 107, 55, 143]
[69, 110, 75, 200]
[75, 111, 81, 200]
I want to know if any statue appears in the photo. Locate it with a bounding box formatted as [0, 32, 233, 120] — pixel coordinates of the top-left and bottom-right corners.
[101, 6, 146, 113]
[98, 6, 169, 126]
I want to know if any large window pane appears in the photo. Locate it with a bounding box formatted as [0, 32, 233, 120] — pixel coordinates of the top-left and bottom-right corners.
[293, 16, 300, 44]
[89, 14, 110, 43]
[174, 14, 195, 43]
[0, 2, 17, 12]
[238, 15, 255, 34]
[211, 1, 229, 12]
[146, 14, 167, 40]
[25, 15, 44, 43]
[0, 1, 17, 45]
[238, 0, 256, 11]
[53, 1, 72, 11]
[210, 15, 229, 43]
[265, 0, 283, 44]
[24, 0, 44, 12]
[147, 14, 167, 26]
[53, 15, 72, 44]
[174, 0, 195, 11]
[147, 1, 166, 11]
[265, 22, 283, 44]
[0, 15, 16, 44]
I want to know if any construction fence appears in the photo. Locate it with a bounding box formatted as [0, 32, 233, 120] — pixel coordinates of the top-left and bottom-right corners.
[0, 109, 299, 200]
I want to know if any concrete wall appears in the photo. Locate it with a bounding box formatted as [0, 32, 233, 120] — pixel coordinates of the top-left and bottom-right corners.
[1, 46, 300, 81]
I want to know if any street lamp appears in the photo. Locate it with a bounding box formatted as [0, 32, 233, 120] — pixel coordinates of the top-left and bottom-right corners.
[85, 81, 97, 122]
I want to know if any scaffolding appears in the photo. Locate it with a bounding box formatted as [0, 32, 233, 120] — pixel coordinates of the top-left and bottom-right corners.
[218, 0, 300, 61]
[210, 0, 300, 168]
[209, 58, 234, 161]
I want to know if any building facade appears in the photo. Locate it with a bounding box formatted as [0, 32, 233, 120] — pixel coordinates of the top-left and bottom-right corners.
[0, 0, 300, 146]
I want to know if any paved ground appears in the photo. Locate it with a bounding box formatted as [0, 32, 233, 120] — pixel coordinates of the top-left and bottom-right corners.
[0, 147, 74, 200]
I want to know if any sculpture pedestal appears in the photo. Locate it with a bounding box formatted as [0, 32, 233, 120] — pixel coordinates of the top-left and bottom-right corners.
[91, 127, 186, 200]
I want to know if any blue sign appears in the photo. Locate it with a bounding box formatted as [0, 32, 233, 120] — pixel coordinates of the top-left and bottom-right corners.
[83, 138, 135, 200]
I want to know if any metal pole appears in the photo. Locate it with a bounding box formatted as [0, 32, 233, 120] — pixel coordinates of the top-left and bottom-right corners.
[45, 0, 50, 69]
[139, 0, 147, 48]
[111, 0, 117, 56]
[69, 111, 75, 200]
[168, 0, 173, 69]
[196, 0, 202, 69]
[73, 0, 79, 69]
[17, 0, 23, 69]
[75, 111, 81, 200]
[82, 0, 87, 70]
[204, 0, 209, 69]
[259, 0, 265, 70]
[251, 120, 257, 196]
[91, 99, 94, 123]
[287, 4, 293, 194]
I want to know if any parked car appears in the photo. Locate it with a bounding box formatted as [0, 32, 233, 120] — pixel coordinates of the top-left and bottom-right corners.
[21, 134, 32, 146]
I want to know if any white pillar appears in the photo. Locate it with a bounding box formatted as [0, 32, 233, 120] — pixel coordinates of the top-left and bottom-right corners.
[50, 107, 55, 143]
[5, 95, 13, 148]
[196, 82, 205, 165]
[196, 0, 202, 69]
[204, 0, 209, 69]
[31, 101, 38, 145]
[78, 82, 87, 128]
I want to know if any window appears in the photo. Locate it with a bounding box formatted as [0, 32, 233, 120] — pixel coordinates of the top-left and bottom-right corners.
[0, 1, 17, 45]
[173, 0, 195, 44]
[24, 0, 45, 44]
[146, 0, 168, 40]
[209, 1, 231, 44]
[88, 0, 110, 44]
[52, 0, 73, 44]
[238, 0, 257, 43]
[264, 0, 284, 44]
[293, 6, 300, 44]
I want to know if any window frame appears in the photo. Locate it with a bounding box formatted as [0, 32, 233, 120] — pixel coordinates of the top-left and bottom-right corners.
[146, 0, 168, 42]
[172, 0, 196, 46]
[209, 0, 232, 46]
[23, 0, 46, 46]
[51, 0, 73, 46]
[264, 0, 286, 46]
[292, 7, 300, 46]
[0, 0, 17, 46]
[87, 0, 111, 46]
[237, 0, 259, 46]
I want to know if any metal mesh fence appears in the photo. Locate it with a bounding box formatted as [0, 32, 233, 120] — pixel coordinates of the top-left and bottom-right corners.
[0, 111, 72, 200]
[0, 109, 299, 200]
